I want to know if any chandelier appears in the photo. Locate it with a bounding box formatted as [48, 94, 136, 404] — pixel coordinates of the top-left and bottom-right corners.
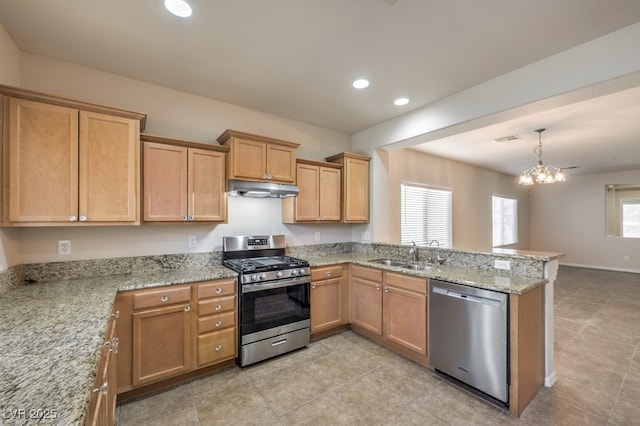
[518, 128, 566, 185]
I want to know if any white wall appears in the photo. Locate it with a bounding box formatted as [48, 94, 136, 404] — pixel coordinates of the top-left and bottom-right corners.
[383, 149, 529, 251]
[529, 169, 640, 272]
[11, 53, 353, 264]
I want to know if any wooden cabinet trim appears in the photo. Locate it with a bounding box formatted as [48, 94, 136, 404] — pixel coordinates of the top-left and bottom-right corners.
[217, 129, 300, 149]
[325, 151, 372, 163]
[296, 158, 342, 169]
[141, 133, 229, 153]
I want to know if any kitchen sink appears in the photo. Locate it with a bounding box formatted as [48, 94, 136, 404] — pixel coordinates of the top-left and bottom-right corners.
[402, 264, 432, 271]
[370, 259, 409, 267]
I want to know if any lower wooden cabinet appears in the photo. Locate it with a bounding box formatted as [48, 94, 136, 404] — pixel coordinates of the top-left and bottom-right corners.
[382, 272, 428, 356]
[114, 278, 237, 394]
[310, 265, 349, 334]
[349, 265, 383, 335]
[85, 311, 118, 425]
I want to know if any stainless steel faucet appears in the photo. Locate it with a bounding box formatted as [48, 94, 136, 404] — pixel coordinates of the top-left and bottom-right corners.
[410, 241, 419, 263]
[428, 240, 441, 264]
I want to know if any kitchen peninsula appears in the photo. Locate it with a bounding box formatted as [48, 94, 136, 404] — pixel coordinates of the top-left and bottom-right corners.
[0, 243, 562, 424]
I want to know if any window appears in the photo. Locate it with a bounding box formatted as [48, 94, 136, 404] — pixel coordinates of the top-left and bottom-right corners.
[621, 199, 640, 238]
[401, 184, 452, 248]
[492, 196, 517, 247]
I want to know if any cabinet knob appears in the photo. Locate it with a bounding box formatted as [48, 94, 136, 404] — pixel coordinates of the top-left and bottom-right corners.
[188, 216, 194, 221]
[93, 382, 108, 396]
[79, 215, 87, 222]
[215, 304, 222, 311]
[375, 284, 381, 291]
[311, 283, 316, 289]
[111, 310, 120, 319]
[262, 174, 268, 179]
[69, 215, 77, 222]
[326, 272, 331, 277]
[384, 287, 389, 293]
[215, 320, 222, 327]
[160, 295, 169, 303]
[105, 337, 119, 354]
[215, 287, 223, 294]
[182, 216, 188, 221]
[215, 344, 222, 351]
[184, 305, 191, 312]
[267, 174, 272, 179]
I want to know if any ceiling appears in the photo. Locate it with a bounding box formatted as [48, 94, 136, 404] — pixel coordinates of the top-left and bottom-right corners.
[1, 0, 640, 177]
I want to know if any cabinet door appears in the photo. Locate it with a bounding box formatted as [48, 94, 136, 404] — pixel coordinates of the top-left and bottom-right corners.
[295, 163, 320, 221]
[6, 97, 79, 223]
[229, 138, 266, 180]
[319, 166, 341, 221]
[311, 277, 343, 333]
[343, 157, 369, 222]
[188, 148, 226, 222]
[79, 111, 139, 223]
[132, 304, 191, 386]
[350, 276, 382, 335]
[383, 285, 427, 355]
[266, 144, 296, 183]
[143, 142, 188, 222]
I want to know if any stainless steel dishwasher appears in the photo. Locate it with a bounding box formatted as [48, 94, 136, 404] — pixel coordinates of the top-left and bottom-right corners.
[429, 279, 509, 405]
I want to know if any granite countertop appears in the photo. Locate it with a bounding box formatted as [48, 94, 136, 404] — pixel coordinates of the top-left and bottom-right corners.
[305, 254, 548, 295]
[0, 266, 236, 426]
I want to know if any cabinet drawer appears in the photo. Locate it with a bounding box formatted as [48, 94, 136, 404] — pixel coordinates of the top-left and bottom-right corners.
[133, 286, 192, 310]
[197, 327, 236, 366]
[198, 295, 236, 316]
[198, 311, 236, 334]
[384, 272, 427, 295]
[197, 279, 237, 299]
[311, 265, 343, 281]
[351, 265, 382, 282]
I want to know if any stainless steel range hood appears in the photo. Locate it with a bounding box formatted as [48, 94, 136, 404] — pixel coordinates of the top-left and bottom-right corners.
[227, 179, 299, 198]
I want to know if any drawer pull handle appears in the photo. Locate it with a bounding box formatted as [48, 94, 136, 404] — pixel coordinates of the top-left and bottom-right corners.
[271, 338, 287, 347]
[161, 296, 169, 303]
[215, 287, 223, 294]
[215, 304, 222, 311]
[184, 305, 191, 312]
[215, 320, 222, 327]
[215, 344, 222, 351]
[326, 272, 331, 277]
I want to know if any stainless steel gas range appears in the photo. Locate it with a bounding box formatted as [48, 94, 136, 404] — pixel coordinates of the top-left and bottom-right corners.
[222, 235, 310, 367]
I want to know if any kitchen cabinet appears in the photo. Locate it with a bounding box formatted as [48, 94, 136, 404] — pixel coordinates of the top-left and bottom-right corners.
[310, 265, 349, 335]
[282, 159, 342, 223]
[349, 265, 383, 335]
[326, 152, 371, 223]
[382, 272, 428, 357]
[85, 309, 118, 426]
[195, 279, 237, 367]
[131, 285, 193, 387]
[142, 134, 228, 223]
[2, 92, 145, 226]
[217, 129, 299, 184]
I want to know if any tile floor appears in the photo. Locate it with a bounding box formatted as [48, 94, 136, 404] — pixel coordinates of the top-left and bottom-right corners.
[117, 266, 640, 425]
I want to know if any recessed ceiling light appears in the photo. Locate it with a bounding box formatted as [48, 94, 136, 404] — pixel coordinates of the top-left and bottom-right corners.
[352, 79, 370, 89]
[164, 0, 192, 17]
[394, 97, 410, 106]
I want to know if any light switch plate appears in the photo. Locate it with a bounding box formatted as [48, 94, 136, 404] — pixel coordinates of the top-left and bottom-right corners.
[494, 259, 511, 270]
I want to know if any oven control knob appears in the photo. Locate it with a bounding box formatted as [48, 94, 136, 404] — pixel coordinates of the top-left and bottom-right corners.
[276, 271, 283, 278]
[251, 274, 258, 281]
[291, 269, 298, 276]
[260, 273, 267, 280]
[298, 268, 306, 275]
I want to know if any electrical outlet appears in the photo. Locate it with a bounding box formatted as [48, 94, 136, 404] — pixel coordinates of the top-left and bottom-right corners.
[494, 259, 511, 271]
[188, 236, 198, 248]
[58, 240, 71, 255]
[314, 232, 321, 241]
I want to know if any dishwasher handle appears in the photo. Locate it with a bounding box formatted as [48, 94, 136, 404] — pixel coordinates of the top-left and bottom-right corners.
[432, 285, 502, 307]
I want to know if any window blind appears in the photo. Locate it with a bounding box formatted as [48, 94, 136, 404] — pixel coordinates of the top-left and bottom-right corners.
[492, 195, 517, 247]
[622, 199, 640, 238]
[401, 184, 452, 248]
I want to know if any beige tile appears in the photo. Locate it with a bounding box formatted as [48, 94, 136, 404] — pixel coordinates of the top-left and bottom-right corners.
[187, 365, 250, 398]
[419, 383, 503, 426]
[519, 389, 607, 426]
[280, 393, 363, 426]
[194, 382, 278, 426]
[118, 384, 195, 425]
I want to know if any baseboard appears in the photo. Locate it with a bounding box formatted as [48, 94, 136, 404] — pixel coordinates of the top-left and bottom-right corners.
[560, 262, 640, 274]
[544, 371, 557, 387]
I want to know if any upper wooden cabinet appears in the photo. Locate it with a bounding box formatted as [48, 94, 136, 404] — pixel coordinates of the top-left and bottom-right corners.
[326, 152, 371, 223]
[1, 86, 146, 226]
[282, 159, 341, 223]
[142, 134, 228, 223]
[217, 129, 299, 184]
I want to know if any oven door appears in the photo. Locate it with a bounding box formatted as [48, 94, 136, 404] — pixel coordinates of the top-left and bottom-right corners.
[240, 276, 310, 337]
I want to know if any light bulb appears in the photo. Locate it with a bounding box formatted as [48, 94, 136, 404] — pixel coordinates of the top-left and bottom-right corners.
[165, 0, 192, 17]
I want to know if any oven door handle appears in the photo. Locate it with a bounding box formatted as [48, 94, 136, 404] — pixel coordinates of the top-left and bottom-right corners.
[241, 276, 311, 293]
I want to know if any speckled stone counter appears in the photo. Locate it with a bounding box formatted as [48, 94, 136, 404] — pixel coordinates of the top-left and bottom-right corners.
[305, 254, 548, 295]
[0, 266, 236, 426]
